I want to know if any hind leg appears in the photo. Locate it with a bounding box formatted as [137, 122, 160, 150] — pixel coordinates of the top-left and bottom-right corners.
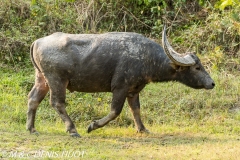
[47, 76, 80, 137]
[27, 71, 49, 134]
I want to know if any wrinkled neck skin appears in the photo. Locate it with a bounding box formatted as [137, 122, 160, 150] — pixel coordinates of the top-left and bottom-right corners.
[150, 54, 178, 83]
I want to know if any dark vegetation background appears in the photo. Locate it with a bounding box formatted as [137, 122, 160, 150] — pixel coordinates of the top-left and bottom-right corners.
[1, 0, 240, 68]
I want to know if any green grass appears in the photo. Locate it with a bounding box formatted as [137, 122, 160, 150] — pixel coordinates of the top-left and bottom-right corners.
[1, 66, 240, 159]
[1, 124, 240, 159]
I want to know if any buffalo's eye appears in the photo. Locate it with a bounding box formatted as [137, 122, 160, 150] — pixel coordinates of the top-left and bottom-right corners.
[196, 67, 201, 70]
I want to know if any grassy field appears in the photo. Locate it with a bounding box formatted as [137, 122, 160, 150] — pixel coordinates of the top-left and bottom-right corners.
[1, 124, 240, 160]
[1, 65, 240, 159]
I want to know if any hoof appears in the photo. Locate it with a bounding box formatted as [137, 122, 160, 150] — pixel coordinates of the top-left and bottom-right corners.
[87, 121, 98, 133]
[137, 128, 150, 134]
[87, 123, 93, 133]
[30, 131, 40, 136]
[70, 133, 81, 138]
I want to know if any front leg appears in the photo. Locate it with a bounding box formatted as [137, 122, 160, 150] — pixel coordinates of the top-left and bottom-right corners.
[127, 93, 149, 133]
[87, 88, 127, 133]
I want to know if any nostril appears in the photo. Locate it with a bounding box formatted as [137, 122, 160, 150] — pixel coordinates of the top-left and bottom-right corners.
[212, 82, 215, 87]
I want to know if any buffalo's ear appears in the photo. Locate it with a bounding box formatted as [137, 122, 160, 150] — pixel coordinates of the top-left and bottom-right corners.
[170, 62, 180, 71]
[170, 62, 187, 72]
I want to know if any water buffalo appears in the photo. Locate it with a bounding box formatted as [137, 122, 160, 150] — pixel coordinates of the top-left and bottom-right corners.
[27, 26, 215, 137]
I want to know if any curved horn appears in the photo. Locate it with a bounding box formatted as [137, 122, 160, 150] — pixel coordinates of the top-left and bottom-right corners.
[162, 25, 196, 66]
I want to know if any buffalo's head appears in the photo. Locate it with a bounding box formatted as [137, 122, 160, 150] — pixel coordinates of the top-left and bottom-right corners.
[162, 26, 215, 89]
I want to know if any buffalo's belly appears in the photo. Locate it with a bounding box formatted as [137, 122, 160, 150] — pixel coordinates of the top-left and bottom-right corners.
[67, 76, 112, 92]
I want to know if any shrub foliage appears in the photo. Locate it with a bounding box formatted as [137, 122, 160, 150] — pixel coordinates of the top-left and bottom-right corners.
[0, 0, 239, 69]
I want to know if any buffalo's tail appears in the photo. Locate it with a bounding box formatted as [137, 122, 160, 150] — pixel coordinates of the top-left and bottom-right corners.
[30, 42, 41, 73]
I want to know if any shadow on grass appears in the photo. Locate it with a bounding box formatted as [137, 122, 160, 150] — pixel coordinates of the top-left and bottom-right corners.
[88, 132, 235, 147]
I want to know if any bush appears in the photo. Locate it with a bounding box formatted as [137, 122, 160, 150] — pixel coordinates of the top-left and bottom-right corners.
[0, 0, 239, 69]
